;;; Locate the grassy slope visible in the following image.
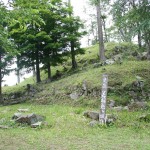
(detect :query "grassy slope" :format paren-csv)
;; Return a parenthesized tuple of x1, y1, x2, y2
(1, 42, 150, 149)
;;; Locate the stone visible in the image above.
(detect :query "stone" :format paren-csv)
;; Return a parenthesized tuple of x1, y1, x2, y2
(141, 52, 148, 60)
(108, 100, 115, 108)
(128, 101, 148, 110)
(123, 106, 129, 111)
(18, 109, 29, 112)
(31, 122, 42, 128)
(106, 114, 117, 125)
(139, 113, 150, 122)
(93, 63, 102, 68)
(0, 125, 10, 129)
(15, 113, 45, 125)
(70, 92, 79, 100)
(83, 111, 99, 120)
(113, 106, 123, 111)
(12, 113, 22, 120)
(89, 120, 98, 127)
(105, 59, 115, 65)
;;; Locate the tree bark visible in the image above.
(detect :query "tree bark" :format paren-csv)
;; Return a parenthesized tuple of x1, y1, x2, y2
(35, 49, 41, 83)
(47, 62, 51, 80)
(68, 0, 77, 69)
(96, 1, 106, 61)
(102, 18, 108, 42)
(0, 52, 2, 102)
(71, 41, 77, 69)
(138, 30, 142, 49)
(16, 56, 20, 84)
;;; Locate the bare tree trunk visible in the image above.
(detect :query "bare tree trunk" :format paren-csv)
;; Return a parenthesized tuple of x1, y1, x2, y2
(102, 18, 108, 42)
(138, 30, 142, 48)
(32, 64, 36, 77)
(68, 0, 77, 69)
(71, 41, 77, 69)
(0, 52, 2, 102)
(16, 56, 20, 84)
(47, 62, 51, 80)
(35, 49, 41, 83)
(96, 1, 105, 61)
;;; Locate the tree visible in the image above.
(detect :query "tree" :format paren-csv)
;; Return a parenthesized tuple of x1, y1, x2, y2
(89, 0, 106, 61)
(112, 0, 150, 56)
(0, 2, 14, 100)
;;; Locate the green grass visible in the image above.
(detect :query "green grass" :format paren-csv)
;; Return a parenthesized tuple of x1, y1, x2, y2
(0, 103, 150, 150)
(1, 42, 150, 149)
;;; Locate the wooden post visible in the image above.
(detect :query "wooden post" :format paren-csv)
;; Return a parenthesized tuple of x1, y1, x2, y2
(99, 74, 108, 124)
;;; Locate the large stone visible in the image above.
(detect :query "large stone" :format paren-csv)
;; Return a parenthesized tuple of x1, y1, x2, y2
(15, 113, 45, 125)
(128, 101, 148, 110)
(83, 111, 99, 120)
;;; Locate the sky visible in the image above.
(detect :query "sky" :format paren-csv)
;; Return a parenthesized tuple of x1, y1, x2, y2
(2, 0, 90, 86)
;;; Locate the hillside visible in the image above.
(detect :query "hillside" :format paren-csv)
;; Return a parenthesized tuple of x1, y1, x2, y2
(2, 42, 150, 106)
(0, 42, 150, 150)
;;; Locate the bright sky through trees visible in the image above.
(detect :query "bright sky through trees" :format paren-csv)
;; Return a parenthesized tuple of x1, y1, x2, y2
(1, 0, 89, 86)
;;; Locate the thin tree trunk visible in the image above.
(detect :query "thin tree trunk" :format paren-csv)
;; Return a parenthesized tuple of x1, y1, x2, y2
(102, 18, 108, 42)
(16, 56, 20, 84)
(47, 62, 51, 80)
(35, 49, 41, 83)
(71, 41, 77, 69)
(96, 1, 105, 61)
(0, 52, 2, 102)
(68, 0, 77, 69)
(138, 30, 142, 49)
(32, 64, 36, 77)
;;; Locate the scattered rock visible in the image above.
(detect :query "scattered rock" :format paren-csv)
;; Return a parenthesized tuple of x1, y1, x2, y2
(31, 122, 42, 128)
(108, 100, 115, 108)
(89, 120, 99, 127)
(70, 92, 79, 100)
(18, 109, 29, 112)
(106, 114, 117, 125)
(105, 59, 115, 65)
(0, 125, 10, 129)
(93, 63, 102, 68)
(113, 106, 123, 111)
(12, 113, 22, 120)
(15, 113, 45, 125)
(83, 111, 99, 120)
(128, 101, 148, 110)
(123, 106, 129, 111)
(139, 113, 150, 122)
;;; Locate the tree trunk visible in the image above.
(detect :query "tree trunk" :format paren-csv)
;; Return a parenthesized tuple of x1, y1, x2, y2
(35, 49, 41, 83)
(0, 52, 2, 102)
(68, 0, 77, 69)
(102, 18, 108, 42)
(96, 1, 105, 61)
(47, 62, 51, 80)
(32, 64, 36, 77)
(71, 41, 77, 69)
(138, 31, 142, 49)
(16, 56, 20, 84)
